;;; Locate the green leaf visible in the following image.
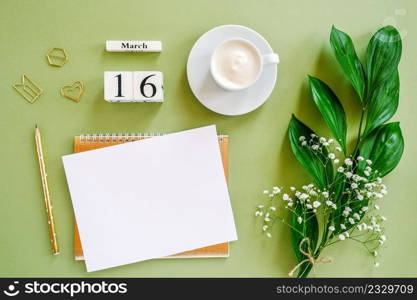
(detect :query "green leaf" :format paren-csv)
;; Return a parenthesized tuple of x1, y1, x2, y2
(308, 76, 348, 154)
(288, 114, 333, 189)
(365, 26, 402, 98)
(359, 122, 404, 178)
(291, 203, 318, 277)
(363, 71, 399, 137)
(330, 25, 366, 103)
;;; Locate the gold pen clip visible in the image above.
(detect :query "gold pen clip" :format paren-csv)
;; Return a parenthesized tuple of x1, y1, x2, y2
(12, 74, 43, 103)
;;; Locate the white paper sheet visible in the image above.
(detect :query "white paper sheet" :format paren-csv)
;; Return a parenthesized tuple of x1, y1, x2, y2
(62, 125, 237, 272)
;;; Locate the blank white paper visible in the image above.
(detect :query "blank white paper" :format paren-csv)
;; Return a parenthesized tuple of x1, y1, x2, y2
(62, 125, 237, 272)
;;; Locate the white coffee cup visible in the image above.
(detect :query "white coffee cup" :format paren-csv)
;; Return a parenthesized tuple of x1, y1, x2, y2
(210, 38, 279, 91)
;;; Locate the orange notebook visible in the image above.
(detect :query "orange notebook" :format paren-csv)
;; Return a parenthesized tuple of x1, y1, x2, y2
(73, 133, 230, 260)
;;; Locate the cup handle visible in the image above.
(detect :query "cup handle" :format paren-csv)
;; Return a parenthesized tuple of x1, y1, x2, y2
(262, 53, 279, 65)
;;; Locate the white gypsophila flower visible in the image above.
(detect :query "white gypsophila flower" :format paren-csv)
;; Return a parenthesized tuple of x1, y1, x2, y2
(328, 139, 334, 144)
(337, 166, 345, 173)
(364, 170, 370, 176)
(269, 194, 274, 198)
(352, 174, 360, 182)
(344, 158, 353, 166)
(323, 142, 330, 146)
(334, 159, 340, 164)
(287, 202, 293, 207)
(299, 136, 306, 142)
(376, 193, 383, 199)
(255, 211, 262, 217)
(295, 191, 301, 197)
(265, 212, 270, 218)
(272, 186, 281, 194)
(357, 194, 364, 201)
(344, 231, 350, 238)
(328, 153, 336, 160)
(345, 171, 353, 178)
(269, 206, 276, 211)
(264, 217, 271, 222)
(340, 224, 346, 230)
(380, 235, 387, 242)
(299, 193, 309, 200)
(374, 262, 380, 268)
(357, 156, 364, 161)
(311, 144, 320, 151)
(336, 146, 342, 152)
(263, 190, 269, 194)
(297, 216, 303, 224)
(283, 193, 290, 201)
(351, 183, 358, 189)
(306, 204, 312, 209)
(381, 189, 387, 195)
(313, 201, 321, 208)
(266, 232, 272, 238)
(328, 225, 335, 231)
(353, 213, 360, 220)
(374, 204, 380, 210)
(325, 200, 333, 206)
(322, 191, 329, 198)
(374, 251, 378, 257)
(381, 216, 387, 221)
(319, 137, 326, 143)
(301, 141, 307, 146)
(258, 205, 264, 209)
(339, 234, 346, 241)
(366, 159, 372, 165)
(361, 206, 368, 212)
(262, 225, 268, 231)
(290, 186, 296, 191)
(311, 133, 317, 138)
(348, 217, 355, 224)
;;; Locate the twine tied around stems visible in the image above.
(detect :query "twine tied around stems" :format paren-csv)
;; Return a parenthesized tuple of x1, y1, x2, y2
(288, 237, 333, 277)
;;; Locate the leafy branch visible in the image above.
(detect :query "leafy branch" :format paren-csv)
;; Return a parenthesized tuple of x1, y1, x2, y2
(256, 25, 404, 277)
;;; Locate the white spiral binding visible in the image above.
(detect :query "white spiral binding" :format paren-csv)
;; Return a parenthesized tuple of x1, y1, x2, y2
(78, 133, 227, 142)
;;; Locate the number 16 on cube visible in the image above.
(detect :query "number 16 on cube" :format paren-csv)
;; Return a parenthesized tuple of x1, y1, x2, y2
(104, 71, 164, 102)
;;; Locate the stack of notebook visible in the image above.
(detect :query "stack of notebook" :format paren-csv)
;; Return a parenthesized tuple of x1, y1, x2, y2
(62, 125, 237, 272)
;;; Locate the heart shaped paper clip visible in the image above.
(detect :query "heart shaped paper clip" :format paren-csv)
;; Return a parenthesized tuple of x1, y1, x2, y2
(61, 81, 84, 102)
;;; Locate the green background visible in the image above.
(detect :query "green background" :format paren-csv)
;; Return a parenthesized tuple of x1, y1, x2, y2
(1, 0, 416, 277)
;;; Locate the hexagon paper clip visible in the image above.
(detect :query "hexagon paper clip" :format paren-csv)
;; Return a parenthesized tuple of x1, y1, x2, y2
(46, 48, 69, 67)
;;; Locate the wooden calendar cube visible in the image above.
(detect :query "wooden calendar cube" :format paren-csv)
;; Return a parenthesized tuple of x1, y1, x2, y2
(104, 71, 133, 102)
(133, 71, 163, 102)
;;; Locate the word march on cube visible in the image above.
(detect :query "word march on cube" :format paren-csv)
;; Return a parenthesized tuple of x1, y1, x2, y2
(104, 71, 164, 102)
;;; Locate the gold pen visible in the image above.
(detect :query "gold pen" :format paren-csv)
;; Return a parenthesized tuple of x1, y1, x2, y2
(34, 125, 60, 255)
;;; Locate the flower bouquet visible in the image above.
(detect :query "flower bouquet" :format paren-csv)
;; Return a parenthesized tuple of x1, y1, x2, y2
(256, 25, 404, 278)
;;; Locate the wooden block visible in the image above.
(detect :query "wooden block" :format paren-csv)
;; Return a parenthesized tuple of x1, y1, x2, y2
(133, 71, 163, 102)
(104, 72, 133, 102)
(106, 40, 162, 52)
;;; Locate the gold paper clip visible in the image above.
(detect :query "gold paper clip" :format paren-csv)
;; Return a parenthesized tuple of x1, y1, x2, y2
(12, 74, 43, 103)
(61, 81, 84, 102)
(46, 48, 69, 67)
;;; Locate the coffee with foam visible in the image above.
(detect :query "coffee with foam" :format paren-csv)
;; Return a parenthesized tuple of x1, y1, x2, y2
(211, 39, 262, 90)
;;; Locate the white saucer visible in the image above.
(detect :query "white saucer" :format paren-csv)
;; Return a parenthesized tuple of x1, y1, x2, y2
(187, 25, 278, 116)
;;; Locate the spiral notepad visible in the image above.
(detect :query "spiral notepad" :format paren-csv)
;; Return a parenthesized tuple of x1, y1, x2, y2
(73, 132, 230, 260)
